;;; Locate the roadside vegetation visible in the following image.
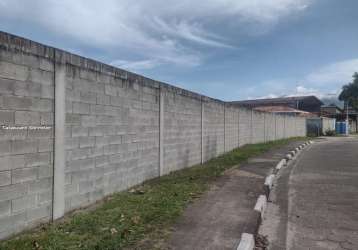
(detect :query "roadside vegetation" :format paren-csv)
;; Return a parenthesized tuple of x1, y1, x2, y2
(0, 138, 304, 250)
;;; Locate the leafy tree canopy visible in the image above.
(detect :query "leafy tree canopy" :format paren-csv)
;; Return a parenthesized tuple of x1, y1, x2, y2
(339, 72, 358, 109)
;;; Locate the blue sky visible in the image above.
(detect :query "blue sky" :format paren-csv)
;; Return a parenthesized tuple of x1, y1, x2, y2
(0, 0, 357, 101)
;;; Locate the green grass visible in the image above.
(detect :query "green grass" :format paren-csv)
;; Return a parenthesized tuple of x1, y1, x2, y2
(0, 138, 304, 250)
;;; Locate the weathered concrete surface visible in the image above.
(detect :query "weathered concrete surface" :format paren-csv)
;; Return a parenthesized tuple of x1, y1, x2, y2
(261, 137, 358, 250)
(166, 141, 304, 250)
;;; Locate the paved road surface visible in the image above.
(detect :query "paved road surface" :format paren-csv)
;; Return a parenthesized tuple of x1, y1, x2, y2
(261, 137, 358, 250)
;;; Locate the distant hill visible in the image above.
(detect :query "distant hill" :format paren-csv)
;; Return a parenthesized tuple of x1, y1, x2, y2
(321, 96, 344, 108)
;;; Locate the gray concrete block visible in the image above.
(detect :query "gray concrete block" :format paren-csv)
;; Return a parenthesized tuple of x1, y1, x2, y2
(79, 137, 95, 148)
(65, 137, 79, 150)
(28, 68, 53, 86)
(12, 167, 38, 184)
(38, 165, 53, 179)
(0, 171, 11, 187)
(0, 110, 14, 125)
(0, 78, 15, 94)
(66, 114, 81, 125)
(80, 91, 97, 104)
(0, 183, 27, 202)
(0, 200, 11, 218)
(27, 204, 51, 222)
(69, 147, 92, 160)
(2, 96, 32, 110)
(27, 178, 52, 194)
(15, 111, 41, 125)
(67, 158, 95, 171)
(104, 84, 118, 96)
(40, 112, 54, 125)
(0, 141, 11, 156)
(31, 98, 53, 112)
(0, 61, 28, 81)
(89, 127, 104, 136)
(71, 126, 88, 137)
(79, 180, 94, 193)
(96, 94, 110, 105)
(0, 211, 27, 233)
(72, 102, 90, 114)
(81, 115, 96, 127)
(0, 155, 25, 171)
(38, 139, 53, 153)
(11, 194, 37, 213)
(25, 153, 51, 167)
(38, 190, 52, 204)
(13, 81, 42, 98)
(28, 127, 53, 138)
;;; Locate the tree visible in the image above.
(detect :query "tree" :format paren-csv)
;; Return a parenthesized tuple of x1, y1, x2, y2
(339, 72, 358, 109)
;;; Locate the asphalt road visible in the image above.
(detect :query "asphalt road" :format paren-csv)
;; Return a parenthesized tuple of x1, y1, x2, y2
(261, 136, 358, 250)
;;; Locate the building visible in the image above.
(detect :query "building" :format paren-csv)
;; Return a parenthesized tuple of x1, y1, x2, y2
(253, 106, 313, 117)
(321, 104, 358, 134)
(320, 104, 343, 118)
(231, 95, 323, 115)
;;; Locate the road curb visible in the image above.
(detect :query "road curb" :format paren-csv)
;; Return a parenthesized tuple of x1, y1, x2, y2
(275, 159, 286, 170)
(235, 140, 312, 250)
(236, 233, 255, 250)
(264, 174, 275, 196)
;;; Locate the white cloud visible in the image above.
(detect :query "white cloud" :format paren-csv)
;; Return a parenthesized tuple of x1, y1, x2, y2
(247, 58, 358, 100)
(0, 0, 313, 68)
(111, 59, 161, 71)
(305, 58, 358, 86)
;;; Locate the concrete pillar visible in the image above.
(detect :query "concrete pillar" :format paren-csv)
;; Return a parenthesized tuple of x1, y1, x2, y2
(237, 108, 240, 147)
(283, 115, 286, 139)
(201, 97, 204, 164)
(159, 87, 164, 176)
(274, 114, 277, 140)
(53, 61, 66, 220)
(250, 109, 253, 144)
(223, 104, 226, 153)
(263, 113, 266, 142)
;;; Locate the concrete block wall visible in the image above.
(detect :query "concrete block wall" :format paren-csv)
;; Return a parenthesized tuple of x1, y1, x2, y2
(0, 41, 54, 238)
(0, 31, 307, 239)
(64, 64, 160, 212)
(252, 111, 265, 143)
(202, 98, 225, 162)
(224, 104, 239, 152)
(276, 115, 285, 139)
(162, 88, 201, 174)
(238, 108, 252, 146)
(265, 113, 276, 142)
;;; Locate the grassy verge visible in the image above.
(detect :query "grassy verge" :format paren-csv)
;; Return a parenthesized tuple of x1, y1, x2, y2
(0, 138, 304, 250)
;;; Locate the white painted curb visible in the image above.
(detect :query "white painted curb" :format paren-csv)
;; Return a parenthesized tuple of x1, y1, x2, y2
(286, 153, 292, 160)
(237, 233, 255, 250)
(264, 174, 275, 190)
(254, 195, 267, 218)
(290, 150, 296, 156)
(275, 159, 286, 170)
